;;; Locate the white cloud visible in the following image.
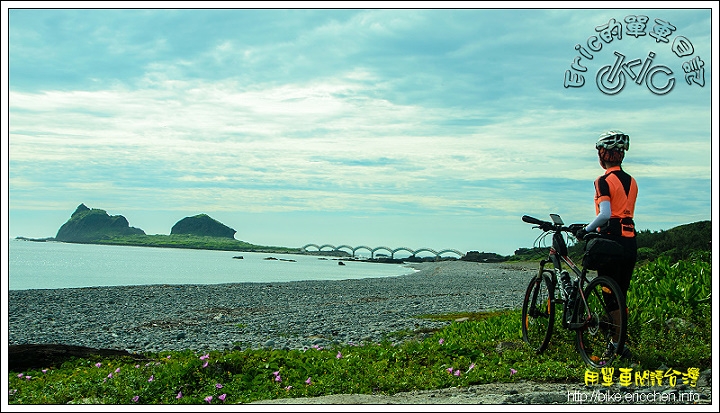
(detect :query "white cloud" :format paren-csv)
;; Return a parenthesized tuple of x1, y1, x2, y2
(6, 8, 715, 250)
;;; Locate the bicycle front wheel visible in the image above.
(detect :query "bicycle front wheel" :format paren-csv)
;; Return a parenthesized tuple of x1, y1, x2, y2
(575, 276, 627, 368)
(521, 270, 555, 353)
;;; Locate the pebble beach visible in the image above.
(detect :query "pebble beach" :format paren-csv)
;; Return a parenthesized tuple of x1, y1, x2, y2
(8, 260, 536, 354)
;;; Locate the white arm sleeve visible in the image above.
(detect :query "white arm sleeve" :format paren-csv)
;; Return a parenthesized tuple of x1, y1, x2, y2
(586, 200, 611, 232)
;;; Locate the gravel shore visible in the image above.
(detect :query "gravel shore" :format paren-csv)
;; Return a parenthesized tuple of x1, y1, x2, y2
(8, 260, 714, 405)
(8, 260, 536, 353)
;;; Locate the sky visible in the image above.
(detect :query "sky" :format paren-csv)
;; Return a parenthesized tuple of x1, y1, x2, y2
(2, 4, 718, 257)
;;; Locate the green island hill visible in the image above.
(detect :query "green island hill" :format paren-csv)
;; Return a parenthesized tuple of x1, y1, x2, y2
(25, 203, 318, 255)
(14, 203, 712, 263)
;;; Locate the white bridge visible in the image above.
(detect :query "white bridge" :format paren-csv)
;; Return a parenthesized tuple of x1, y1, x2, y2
(301, 244, 465, 259)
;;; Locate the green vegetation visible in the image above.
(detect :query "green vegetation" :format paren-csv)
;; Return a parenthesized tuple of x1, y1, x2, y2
(635, 221, 712, 262)
(93, 234, 303, 254)
(510, 220, 711, 265)
(626, 251, 711, 368)
(8, 254, 711, 405)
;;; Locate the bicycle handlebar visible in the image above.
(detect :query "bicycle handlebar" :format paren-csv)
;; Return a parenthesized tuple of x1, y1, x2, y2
(522, 215, 587, 236)
(521, 215, 546, 226)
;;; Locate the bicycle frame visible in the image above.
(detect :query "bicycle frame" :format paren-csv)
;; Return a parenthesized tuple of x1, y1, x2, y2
(524, 215, 591, 329)
(522, 214, 629, 366)
(540, 241, 591, 329)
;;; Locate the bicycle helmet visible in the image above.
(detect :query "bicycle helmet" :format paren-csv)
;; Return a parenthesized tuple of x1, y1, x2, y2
(596, 130, 629, 151)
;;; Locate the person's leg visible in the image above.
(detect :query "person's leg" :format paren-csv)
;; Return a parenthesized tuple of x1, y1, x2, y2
(598, 254, 634, 357)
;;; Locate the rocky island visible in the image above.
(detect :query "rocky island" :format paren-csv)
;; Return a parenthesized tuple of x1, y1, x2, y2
(55, 203, 145, 243)
(19, 203, 327, 256)
(171, 213, 236, 239)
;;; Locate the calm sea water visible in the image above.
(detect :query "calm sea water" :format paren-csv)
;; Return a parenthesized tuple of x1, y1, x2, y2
(8, 239, 415, 290)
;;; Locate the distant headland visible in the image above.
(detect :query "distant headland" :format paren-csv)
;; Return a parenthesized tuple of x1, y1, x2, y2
(14, 203, 712, 264)
(16, 203, 348, 257)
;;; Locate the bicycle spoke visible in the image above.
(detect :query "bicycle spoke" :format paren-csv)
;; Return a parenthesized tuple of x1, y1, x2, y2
(575, 276, 627, 367)
(522, 271, 555, 353)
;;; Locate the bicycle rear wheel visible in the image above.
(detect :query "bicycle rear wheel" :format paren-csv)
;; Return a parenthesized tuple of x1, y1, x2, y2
(575, 275, 627, 368)
(521, 270, 555, 353)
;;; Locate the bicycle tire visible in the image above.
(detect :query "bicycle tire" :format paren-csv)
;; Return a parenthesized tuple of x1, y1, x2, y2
(574, 275, 627, 368)
(521, 270, 555, 353)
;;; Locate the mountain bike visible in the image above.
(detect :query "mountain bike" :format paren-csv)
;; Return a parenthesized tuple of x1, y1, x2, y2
(520, 214, 627, 368)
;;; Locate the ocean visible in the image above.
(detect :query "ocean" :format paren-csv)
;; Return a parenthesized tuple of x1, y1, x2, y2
(7, 239, 416, 290)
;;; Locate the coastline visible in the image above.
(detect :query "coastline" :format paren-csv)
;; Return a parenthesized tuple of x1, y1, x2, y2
(8, 260, 536, 354)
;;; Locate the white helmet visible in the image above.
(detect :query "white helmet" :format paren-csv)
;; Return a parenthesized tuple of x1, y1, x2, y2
(596, 130, 629, 151)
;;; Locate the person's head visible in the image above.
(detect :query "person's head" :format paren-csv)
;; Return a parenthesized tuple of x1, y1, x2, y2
(596, 130, 629, 169)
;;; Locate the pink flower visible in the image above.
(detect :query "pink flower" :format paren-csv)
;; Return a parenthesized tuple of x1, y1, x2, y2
(115, 368, 121, 373)
(95, 363, 102, 368)
(510, 368, 517, 375)
(305, 377, 312, 385)
(454, 370, 461, 376)
(285, 386, 293, 391)
(42, 369, 48, 374)
(148, 375, 154, 382)
(25, 376, 31, 380)
(199, 353, 209, 360)
(215, 383, 223, 389)
(132, 395, 139, 403)
(204, 396, 213, 403)
(135, 365, 140, 369)
(467, 363, 475, 372)
(219, 394, 226, 402)
(446, 367, 454, 374)
(275, 375, 282, 382)
(439, 339, 444, 345)
(107, 373, 113, 379)
(176, 392, 182, 399)
(336, 351, 342, 359)
(17, 374, 23, 378)
(166, 355, 171, 359)
(202, 361, 209, 368)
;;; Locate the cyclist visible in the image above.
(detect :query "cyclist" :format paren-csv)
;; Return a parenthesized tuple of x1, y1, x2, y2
(575, 130, 638, 359)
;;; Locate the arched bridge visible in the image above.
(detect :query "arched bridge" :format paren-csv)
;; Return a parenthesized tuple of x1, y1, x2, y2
(301, 244, 465, 259)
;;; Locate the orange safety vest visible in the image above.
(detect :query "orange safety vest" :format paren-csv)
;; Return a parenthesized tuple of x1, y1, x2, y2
(594, 166, 638, 238)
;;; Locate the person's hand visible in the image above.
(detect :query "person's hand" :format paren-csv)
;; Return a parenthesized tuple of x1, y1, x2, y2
(575, 227, 589, 241)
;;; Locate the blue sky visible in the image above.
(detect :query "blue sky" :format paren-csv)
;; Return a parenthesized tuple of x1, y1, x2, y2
(3, 5, 717, 256)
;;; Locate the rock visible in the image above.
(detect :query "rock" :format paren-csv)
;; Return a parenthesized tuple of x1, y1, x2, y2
(495, 341, 522, 354)
(8, 344, 144, 371)
(171, 214, 236, 238)
(698, 369, 712, 387)
(665, 317, 696, 332)
(55, 204, 145, 242)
